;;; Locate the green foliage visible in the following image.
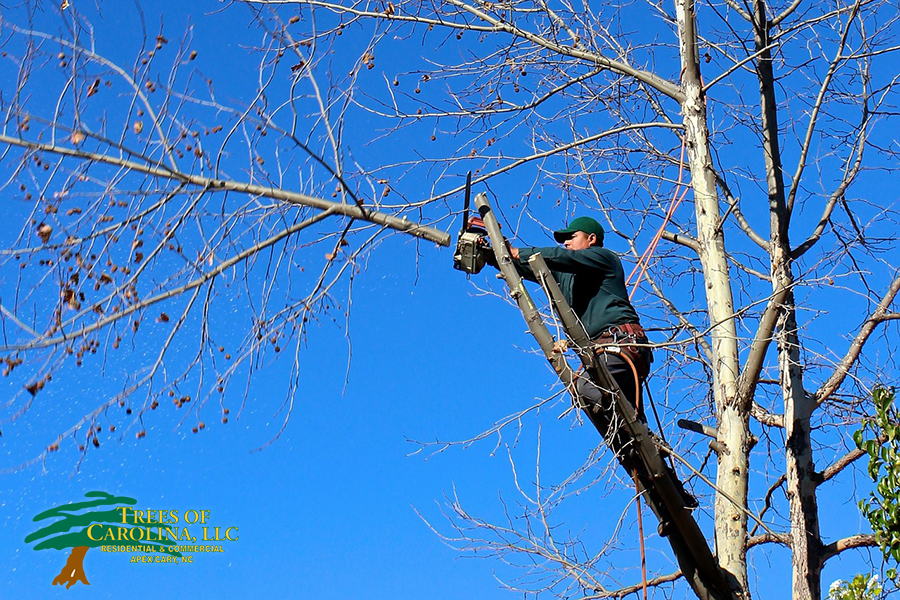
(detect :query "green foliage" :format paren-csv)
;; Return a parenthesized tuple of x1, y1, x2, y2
(855, 387, 900, 580)
(828, 574, 882, 600)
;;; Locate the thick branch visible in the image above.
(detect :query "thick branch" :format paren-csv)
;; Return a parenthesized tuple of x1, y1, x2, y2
(590, 570, 683, 599)
(750, 402, 784, 428)
(815, 271, 900, 406)
(722, 0, 751, 22)
(771, 0, 803, 27)
(747, 532, 791, 549)
(736, 285, 791, 411)
(660, 229, 699, 252)
(273, 0, 686, 102)
(822, 534, 877, 562)
(817, 448, 865, 484)
(0, 134, 450, 246)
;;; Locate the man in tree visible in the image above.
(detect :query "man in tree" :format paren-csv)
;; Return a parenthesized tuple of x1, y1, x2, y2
(492, 216, 698, 516)
(500, 216, 652, 413)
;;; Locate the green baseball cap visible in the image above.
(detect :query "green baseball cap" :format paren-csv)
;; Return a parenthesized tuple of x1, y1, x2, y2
(553, 216, 605, 245)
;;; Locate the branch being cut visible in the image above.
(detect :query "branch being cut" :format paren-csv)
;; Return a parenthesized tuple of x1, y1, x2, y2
(0, 134, 450, 247)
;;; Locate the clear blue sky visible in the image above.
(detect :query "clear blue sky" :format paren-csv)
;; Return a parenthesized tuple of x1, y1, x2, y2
(0, 1, 891, 598)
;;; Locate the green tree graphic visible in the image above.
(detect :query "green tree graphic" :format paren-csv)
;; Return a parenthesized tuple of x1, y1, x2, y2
(25, 491, 180, 588)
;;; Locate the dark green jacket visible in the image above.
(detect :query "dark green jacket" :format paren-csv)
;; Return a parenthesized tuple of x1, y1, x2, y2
(514, 246, 639, 339)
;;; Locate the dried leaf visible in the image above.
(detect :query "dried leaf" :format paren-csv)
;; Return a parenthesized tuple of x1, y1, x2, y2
(133, 121, 144, 135)
(71, 131, 85, 145)
(37, 223, 52, 243)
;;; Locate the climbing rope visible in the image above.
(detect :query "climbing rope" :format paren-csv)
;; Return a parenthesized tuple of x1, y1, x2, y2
(627, 136, 690, 300)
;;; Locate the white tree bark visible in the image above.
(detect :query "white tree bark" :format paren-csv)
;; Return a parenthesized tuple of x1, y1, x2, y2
(676, 0, 747, 593)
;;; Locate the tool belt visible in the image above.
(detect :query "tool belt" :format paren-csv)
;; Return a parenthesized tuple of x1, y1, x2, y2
(592, 322, 651, 380)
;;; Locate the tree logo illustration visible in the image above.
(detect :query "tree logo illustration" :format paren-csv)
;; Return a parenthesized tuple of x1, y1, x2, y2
(25, 491, 180, 588)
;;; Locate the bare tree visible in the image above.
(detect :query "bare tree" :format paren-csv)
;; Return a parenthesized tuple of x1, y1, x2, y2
(2, 0, 899, 598)
(0, 2, 450, 464)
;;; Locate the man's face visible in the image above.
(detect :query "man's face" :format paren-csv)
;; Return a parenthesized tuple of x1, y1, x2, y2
(563, 231, 596, 251)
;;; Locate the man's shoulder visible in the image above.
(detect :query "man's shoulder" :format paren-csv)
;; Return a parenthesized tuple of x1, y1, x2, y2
(584, 246, 620, 263)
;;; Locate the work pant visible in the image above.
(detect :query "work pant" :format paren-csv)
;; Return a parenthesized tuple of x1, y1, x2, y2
(573, 346, 649, 469)
(574, 345, 698, 513)
(574, 348, 647, 419)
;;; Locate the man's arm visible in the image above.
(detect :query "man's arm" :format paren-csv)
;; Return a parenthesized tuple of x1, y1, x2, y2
(517, 246, 615, 274)
(485, 244, 538, 281)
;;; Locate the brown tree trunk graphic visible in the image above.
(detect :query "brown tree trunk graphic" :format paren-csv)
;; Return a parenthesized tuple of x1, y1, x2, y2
(52, 546, 90, 588)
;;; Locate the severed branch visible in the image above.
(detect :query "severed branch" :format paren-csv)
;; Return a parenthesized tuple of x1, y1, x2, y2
(747, 532, 791, 549)
(750, 402, 784, 428)
(660, 229, 699, 252)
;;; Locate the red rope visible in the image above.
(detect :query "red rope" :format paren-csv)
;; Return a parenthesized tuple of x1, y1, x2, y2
(628, 137, 690, 300)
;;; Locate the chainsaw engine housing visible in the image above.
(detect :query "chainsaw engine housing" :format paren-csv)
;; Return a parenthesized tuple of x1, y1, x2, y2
(453, 231, 489, 274)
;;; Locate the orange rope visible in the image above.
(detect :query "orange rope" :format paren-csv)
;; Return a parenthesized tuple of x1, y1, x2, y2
(627, 136, 690, 300)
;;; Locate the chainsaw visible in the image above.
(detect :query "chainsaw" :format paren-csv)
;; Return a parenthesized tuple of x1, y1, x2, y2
(452, 172, 491, 275)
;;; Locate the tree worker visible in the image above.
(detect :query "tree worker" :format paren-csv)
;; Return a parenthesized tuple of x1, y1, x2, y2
(496, 216, 652, 414)
(486, 215, 698, 516)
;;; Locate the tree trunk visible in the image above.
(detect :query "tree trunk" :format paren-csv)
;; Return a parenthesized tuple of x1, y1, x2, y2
(676, 1, 748, 594)
(750, 2, 822, 596)
(52, 546, 90, 589)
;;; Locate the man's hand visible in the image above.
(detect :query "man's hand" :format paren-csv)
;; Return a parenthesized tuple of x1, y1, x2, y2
(507, 244, 520, 260)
